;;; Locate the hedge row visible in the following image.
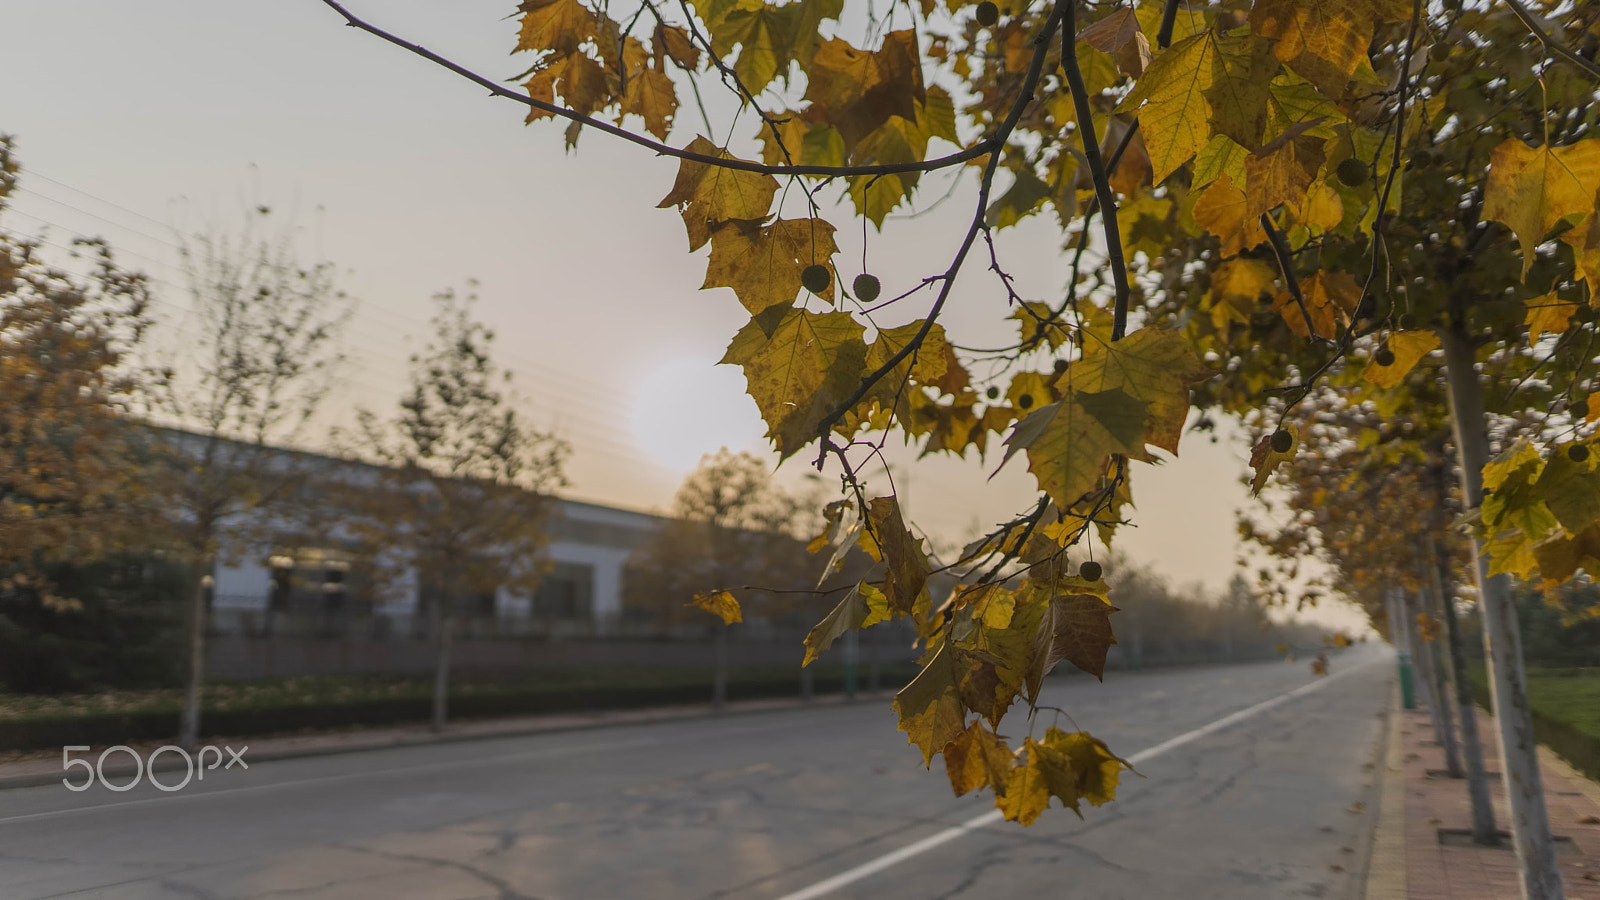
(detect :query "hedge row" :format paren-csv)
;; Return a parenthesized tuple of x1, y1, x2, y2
(0, 670, 909, 752)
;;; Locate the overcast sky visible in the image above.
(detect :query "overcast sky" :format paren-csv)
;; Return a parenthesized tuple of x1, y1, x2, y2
(1, 1, 1363, 628)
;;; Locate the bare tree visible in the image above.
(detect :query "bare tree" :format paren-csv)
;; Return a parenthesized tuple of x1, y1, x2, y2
(149, 207, 352, 750)
(348, 288, 566, 730)
(626, 449, 823, 707)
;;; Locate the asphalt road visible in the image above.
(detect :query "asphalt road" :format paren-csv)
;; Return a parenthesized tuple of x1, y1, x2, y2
(0, 646, 1393, 900)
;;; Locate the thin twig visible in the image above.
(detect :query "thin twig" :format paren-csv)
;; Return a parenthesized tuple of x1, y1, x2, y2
(320, 0, 1008, 179)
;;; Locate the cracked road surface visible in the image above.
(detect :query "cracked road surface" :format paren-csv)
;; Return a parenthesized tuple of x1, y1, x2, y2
(0, 648, 1390, 899)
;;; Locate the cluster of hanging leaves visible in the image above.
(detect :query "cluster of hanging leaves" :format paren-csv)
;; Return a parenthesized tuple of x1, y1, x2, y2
(1236, 385, 1472, 625)
(322, 0, 1600, 822)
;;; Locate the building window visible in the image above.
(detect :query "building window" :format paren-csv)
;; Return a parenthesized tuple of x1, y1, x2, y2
(532, 562, 594, 621)
(266, 547, 369, 616)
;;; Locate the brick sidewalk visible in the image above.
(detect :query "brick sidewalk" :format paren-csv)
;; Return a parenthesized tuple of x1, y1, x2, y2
(1371, 695, 1600, 898)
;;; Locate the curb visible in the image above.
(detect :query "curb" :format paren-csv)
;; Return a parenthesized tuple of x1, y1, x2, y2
(0, 692, 864, 791)
(1364, 680, 1407, 899)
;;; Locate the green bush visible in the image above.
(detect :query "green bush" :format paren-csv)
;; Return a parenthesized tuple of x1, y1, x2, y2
(0, 555, 186, 693)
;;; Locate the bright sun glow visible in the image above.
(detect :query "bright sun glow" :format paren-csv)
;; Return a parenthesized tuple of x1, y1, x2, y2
(629, 357, 767, 474)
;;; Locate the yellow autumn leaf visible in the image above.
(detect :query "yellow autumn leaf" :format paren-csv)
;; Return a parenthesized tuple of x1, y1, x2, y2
(1004, 328, 1209, 510)
(803, 31, 924, 150)
(1248, 424, 1297, 495)
(1192, 174, 1267, 256)
(658, 136, 780, 251)
(1249, 0, 1406, 95)
(1363, 330, 1440, 389)
(720, 307, 867, 457)
(1483, 138, 1600, 278)
(1118, 32, 1214, 184)
(855, 495, 930, 616)
(1206, 258, 1277, 330)
(703, 218, 839, 313)
(1525, 294, 1579, 343)
(516, 0, 597, 55)
(622, 67, 677, 140)
(688, 589, 742, 624)
(1273, 269, 1360, 340)
(892, 641, 966, 765)
(801, 579, 888, 665)
(943, 719, 1014, 797)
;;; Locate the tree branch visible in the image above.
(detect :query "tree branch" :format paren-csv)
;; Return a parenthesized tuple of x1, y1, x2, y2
(1503, 0, 1600, 82)
(320, 0, 1004, 179)
(1062, 0, 1132, 340)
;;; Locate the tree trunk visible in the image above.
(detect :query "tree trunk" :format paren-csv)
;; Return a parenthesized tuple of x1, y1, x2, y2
(1441, 325, 1563, 898)
(1408, 592, 1460, 774)
(1425, 614, 1465, 777)
(178, 556, 213, 752)
(431, 600, 452, 731)
(712, 623, 728, 712)
(1432, 537, 1498, 844)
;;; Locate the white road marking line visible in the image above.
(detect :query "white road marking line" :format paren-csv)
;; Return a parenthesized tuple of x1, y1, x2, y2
(0, 736, 662, 826)
(771, 657, 1384, 900)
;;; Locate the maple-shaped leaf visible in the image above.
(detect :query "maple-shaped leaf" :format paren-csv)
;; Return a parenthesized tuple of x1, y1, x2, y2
(1531, 522, 1600, 588)
(1483, 138, 1600, 278)
(653, 22, 700, 70)
(1206, 258, 1276, 330)
(517, 0, 598, 55)
(952, 583, 1017, 630)
(893, 641, 967, 765)
(1031, 727, 1129, 817)
(1192, 174, 1267, 256)
(703, 218, 839, 313)
(1243, 134, 1325, 221)
(1010, 302, 1074, 352)
(1525, 294, 1580, 343)
(997, 744, 1052, 825)
(1560, 203, 1600, 294)
(720, 306, 867, 457)
(1533, 442, 1600, 539)
(998, 728, 1127, 824)
(1272, 270, 1360, 339)
(1363, 330, 1439, 389)
(1203, 31, 1279, 152)
(856, 495, 931, 616)
(1079, 8, 1152, 78)
(1118, 32, 1214, 184)
(688, 589, 742, 624)
(1043, 592, 1119, 681)
(862, 321, 951, 412)
(524, 53, 614, 123)
(623, 67, 677, 140)
(658, 136, 780, 251)
(1066, 328, 1212, 456)
(804, 31, 925, 151)
(1005, 329, 1209, 509)
(1249, 0, 1406, 96)
(1248, 424, 1298, 494)
(944, 719, 1014, 797)
(801, 579, 888, 665)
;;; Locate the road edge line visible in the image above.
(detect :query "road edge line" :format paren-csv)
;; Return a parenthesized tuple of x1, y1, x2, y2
(773, 657, 1381, 900)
